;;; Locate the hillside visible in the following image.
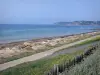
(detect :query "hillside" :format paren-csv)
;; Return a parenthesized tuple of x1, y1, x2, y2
(55, 21, 100, 25)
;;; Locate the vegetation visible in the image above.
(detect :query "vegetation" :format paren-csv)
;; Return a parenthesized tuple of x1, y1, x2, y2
(55, 36, 100, 53)
(75, 36, 100, 46)
(62, 48, 100, 75)
(46, 44, 98, 75)
(0, 42, 99, 75)
(0, 36, 100, 75)
(1, 35, 100, 64)
(0, 50, 83, 75)
(0, 52, 34, 64)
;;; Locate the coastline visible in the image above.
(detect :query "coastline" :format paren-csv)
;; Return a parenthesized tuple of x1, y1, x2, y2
(0, 34, 100, 72)
(0, 31, 100, 51)
(0, 30, 99, 47)
(0, 31, 100, 64)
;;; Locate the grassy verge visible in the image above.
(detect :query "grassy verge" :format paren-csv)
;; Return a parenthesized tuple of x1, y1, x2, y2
(54, 36, 100, 53)
(0, 52, 34, 64)
(75, 36, 100, 46)
(0, 50, 83, 75)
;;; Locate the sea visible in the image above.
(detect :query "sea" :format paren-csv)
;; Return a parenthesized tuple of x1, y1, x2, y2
(0, 24, 100, 43)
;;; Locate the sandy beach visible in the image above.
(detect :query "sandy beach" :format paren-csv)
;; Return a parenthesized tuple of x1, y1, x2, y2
(0, 31, 100, 64)
(0, 34, 100, 71)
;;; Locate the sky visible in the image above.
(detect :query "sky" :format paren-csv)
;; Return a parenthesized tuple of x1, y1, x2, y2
(0, 0, 100, 24)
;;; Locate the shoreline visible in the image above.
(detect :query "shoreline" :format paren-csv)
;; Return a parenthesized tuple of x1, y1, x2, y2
(0, 31, 100, 64)
(0, 30, 99, 46)
(0, 34, 100, 71)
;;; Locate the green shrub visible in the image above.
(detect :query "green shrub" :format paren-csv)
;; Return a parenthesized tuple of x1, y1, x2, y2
(62, 48, 100, 75)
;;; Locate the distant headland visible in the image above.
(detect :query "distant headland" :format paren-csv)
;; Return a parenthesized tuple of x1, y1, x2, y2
(55, 21, 100, 25)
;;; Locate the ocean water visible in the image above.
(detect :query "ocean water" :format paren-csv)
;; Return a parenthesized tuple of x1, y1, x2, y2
(0, 24, 100, 43)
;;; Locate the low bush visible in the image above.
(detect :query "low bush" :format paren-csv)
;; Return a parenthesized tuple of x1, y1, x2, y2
(62, 48, 100, 75)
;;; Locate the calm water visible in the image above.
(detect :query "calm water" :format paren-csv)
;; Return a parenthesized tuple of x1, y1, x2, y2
(0, 24, 100, 43)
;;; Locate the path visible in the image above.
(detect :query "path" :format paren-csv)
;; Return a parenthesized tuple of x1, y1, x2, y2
(0, 35, 100, 71)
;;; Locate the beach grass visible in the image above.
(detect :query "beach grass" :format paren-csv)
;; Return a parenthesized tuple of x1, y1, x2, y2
(74, 36, 100, 46)
(0, 35, 100, 64)
(62, 48, 100, 75)
(0, 52, 34, 64)
(0, 36, 100, 75)
(53, 36, 100, 53)
(0, 50, 83, 75)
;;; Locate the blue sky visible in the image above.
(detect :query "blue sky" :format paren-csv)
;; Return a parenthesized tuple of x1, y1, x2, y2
(0, 0, 100, 24)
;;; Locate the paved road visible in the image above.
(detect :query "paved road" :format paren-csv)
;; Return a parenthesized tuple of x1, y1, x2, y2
(0, 35, 100, 71)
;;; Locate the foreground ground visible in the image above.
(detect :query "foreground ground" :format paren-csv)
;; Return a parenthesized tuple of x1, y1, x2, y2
(0, 35, 100, 75)
(61, 47, 100, 75)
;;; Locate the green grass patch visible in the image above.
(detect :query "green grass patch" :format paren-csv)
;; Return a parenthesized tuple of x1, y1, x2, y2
(54, 36, 100, 53)
(75, 36, 100, 46)
(0, 50, 83, 75)
(0, 52, 35, 64)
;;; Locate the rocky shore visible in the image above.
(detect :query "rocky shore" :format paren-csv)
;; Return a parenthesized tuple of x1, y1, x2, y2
(0, 31, 100, 63)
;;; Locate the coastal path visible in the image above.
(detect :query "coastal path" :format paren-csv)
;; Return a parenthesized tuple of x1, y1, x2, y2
(0, 35, 100, 71)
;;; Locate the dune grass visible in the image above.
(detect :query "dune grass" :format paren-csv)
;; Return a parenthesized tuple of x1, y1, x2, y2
(75, 36, 100, 46)
(62, 48, 100, 75)
(0, 36, 100, 75)
(55, 36, 100, 53)
(1, 35, 100, 64)
(0, 50, 83, 75)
